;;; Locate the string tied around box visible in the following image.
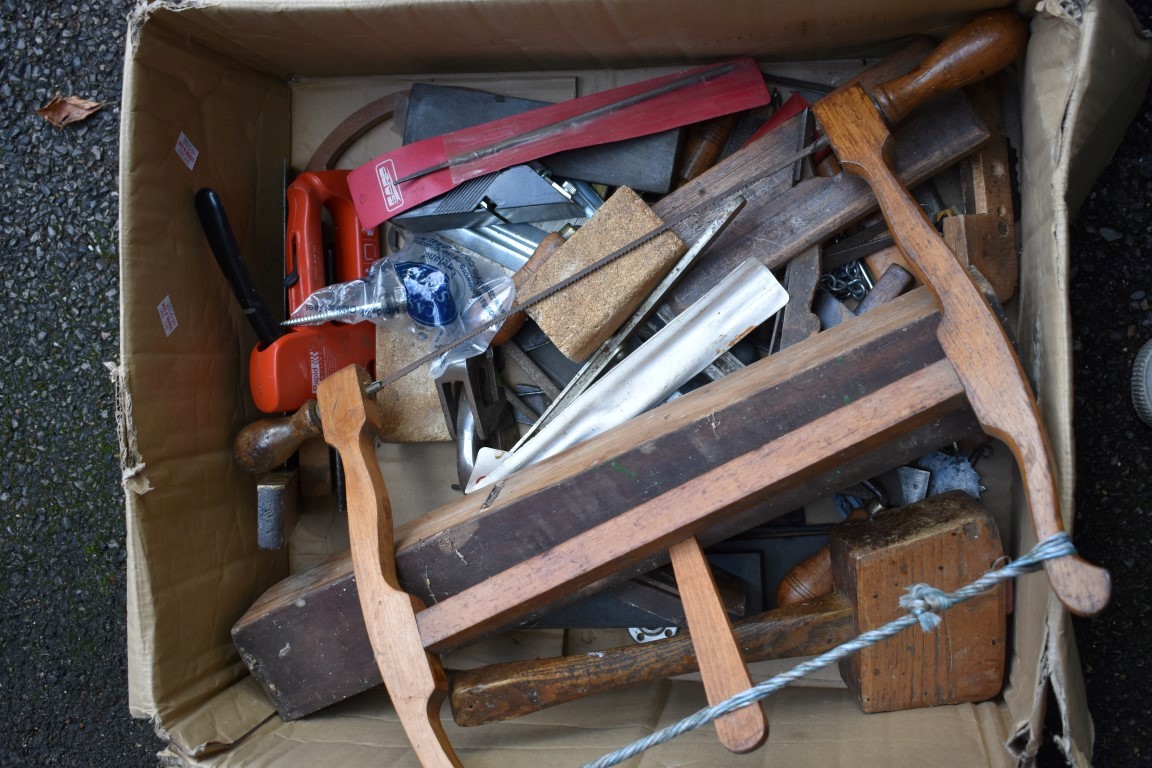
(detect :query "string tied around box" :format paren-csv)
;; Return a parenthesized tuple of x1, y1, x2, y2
(583, 532, 1078, 768)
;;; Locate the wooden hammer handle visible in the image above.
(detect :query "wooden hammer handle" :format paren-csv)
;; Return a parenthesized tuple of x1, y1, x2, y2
(669, 536, 767, 753)
(449, 593, 852, 728)
(870, 10, 1028, 126)
(233, 400, 322, 474)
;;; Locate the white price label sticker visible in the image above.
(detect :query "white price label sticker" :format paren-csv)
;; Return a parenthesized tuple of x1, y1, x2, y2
(158, 295, 179, 337)
(175, 132, 199, 170)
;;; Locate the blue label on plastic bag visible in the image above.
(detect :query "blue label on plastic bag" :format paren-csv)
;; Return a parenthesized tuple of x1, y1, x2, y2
(396, 261, 457, 327)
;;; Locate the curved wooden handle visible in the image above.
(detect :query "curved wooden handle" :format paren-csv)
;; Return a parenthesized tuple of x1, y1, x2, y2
(449, 593, 851, 727)
(871, 10, 1028, 126)
(491, 231, 568, 346)
(812, 82, 1110, 616)
(233, 400, 322, 473)
(317, 365, 462, 767)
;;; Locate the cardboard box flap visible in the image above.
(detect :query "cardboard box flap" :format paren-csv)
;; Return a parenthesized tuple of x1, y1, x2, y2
(173, 682, 1015, 768)
(157, 675, 276, 758)
(132, 0, 1009, 78)
(1007, 1, 1152, 764)
(119, 12, 292, 719)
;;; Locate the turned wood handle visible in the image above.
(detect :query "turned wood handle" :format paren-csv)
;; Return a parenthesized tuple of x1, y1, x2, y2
(450, 592, 852, 727)
(233, 400, 322, 473)
(490, 231, 568, 346)
(870, 10, 1028, 126)
(676, 113, 741, 187)
(775, 507, 870, 608)
(774, 547, 834, 608)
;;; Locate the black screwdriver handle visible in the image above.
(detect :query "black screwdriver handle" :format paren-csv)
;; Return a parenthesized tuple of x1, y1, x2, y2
(195, 187, 287, 347)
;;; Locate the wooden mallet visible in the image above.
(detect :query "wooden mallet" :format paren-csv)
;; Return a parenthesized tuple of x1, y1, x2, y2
(448, 490, 1006, 727)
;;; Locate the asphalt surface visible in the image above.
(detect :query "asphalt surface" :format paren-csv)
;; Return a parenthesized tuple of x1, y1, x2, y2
(0, 1, 1148, 766)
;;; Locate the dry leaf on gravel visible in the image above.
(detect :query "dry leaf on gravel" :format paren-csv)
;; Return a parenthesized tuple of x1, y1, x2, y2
(35, 92, 104, 128)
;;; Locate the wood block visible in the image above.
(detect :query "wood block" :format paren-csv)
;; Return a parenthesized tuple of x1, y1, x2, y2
(522, 187, 686, 362)
(373, 330, 452, 443)
(832, 491, 1006, 712)
(941, 79, 1018, 302)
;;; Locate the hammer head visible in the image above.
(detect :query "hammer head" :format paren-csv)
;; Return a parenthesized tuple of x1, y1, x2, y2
(831, 490, 1006, 713)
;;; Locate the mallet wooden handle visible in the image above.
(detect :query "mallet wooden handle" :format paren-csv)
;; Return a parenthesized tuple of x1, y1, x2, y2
(870, 10, 1029, 126)
(669, 536, 767, 753)
(449, 592, 852, 728)
(233, 400, 322, 474)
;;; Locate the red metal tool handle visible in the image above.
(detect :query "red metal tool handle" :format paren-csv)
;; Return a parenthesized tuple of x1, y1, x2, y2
(285, 171, 381, 314)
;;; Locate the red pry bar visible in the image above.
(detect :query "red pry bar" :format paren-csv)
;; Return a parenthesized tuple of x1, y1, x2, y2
(347, 58, 773, 228)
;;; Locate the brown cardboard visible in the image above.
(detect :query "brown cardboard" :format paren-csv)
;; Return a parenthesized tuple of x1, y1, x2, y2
(117, 1, 1152, 765)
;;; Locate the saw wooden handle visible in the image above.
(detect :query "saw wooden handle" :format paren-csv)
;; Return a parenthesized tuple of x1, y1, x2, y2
(233, 400, 322, 473)
(870, 10, 1029, 126)
(317, 366, 462, 767)
(811, 11, 1110, 616)
(450, 593, 852, 728)
(490, 231, 567, 346)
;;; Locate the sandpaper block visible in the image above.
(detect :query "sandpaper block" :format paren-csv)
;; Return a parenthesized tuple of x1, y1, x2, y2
(520, 187, 686, 362)
(373, 331, 452, 443)
(403, 83, 682, 193)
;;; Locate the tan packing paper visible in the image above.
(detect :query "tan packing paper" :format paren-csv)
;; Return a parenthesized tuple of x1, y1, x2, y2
(116, 1, 1152, 765)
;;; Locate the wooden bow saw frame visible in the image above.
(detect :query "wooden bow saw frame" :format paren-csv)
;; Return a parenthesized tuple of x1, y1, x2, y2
(314, 10, 1110, 765)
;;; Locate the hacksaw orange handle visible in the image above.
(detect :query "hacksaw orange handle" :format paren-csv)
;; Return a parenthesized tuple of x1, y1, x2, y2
(285, 171, 381, 314)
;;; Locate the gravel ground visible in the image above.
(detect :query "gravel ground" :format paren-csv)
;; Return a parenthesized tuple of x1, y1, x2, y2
(0, 1, 163, 765)
(0, 1, 1148, 766)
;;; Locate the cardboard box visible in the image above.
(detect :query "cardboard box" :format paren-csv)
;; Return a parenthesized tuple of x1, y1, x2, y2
(116, 1, 1152, 765)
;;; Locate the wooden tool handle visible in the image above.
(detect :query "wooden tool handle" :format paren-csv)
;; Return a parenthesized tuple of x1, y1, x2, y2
(874, 165, 1111, 616)
(775, 547, 835, 608)
(449, 592, 852, 728)
(233, 400, 322, 473)
(317, 366, 462, 767)
(669, 536, 767, 753)
(676, 113, 741, 187)
(812, 79, 1110, 616)
(870, 11, 1028, 126)
(775, 507, 870, 608)
(490, 231, 567, 346)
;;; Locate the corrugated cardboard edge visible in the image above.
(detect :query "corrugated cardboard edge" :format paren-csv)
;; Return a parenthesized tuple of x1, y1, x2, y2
(107, 361, 152, 495)
(127, 0, 213, 60)
(118, 10, 156, 724)
(1011, 1, 1152, 765)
